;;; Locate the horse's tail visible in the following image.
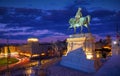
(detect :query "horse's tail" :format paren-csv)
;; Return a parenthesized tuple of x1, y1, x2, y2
(86, 15, 91, 33)
(86, 15, 91, 24)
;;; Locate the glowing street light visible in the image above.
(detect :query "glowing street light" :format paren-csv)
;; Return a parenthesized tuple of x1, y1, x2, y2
(113, 41, 117, 45)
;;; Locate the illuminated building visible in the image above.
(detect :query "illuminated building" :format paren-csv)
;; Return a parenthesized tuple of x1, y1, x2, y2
(19, 44, 32, 57)
(27, 38, 40, 54)
(18, 38, 66, 57)
(19, 38, 40, 57)
(111, 25, 120, 55)
(112, 40, 120, 55)
(0, 45, 19, 57)
(27, 38, 39, 42)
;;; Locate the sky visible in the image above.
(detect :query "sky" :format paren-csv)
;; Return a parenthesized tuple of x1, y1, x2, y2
(0, 0, 120, 43)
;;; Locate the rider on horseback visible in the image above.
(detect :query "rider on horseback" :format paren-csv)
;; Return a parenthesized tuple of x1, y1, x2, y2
(75, 8, 82, 24)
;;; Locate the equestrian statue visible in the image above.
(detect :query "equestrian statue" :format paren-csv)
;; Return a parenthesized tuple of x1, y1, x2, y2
(69, 8, 91, 34)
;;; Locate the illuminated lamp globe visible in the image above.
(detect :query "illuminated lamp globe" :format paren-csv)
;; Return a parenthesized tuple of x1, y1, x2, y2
(113, 41, 117, 45)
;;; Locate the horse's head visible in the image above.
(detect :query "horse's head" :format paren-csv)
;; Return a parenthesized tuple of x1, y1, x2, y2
(69, 18, 76, 28)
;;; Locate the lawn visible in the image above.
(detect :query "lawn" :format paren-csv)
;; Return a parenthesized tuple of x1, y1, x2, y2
(0, 57, 19, 67)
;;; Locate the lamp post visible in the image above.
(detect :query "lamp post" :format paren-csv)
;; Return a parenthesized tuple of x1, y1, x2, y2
(6, 38, 11, 76)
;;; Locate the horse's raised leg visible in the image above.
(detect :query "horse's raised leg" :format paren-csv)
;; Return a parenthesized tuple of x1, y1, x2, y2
(74, 27, 76, 34)
(88, 25, 91, 33)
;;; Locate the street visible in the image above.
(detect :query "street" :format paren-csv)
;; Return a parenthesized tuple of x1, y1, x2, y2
(0, 57, 61, 76)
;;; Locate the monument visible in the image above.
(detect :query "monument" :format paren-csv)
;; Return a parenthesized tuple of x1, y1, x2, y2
(69, 8, 91, 33)
(61, 8, 101, 73)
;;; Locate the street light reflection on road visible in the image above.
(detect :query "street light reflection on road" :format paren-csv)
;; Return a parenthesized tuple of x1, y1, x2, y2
(25, 67, 32, 75)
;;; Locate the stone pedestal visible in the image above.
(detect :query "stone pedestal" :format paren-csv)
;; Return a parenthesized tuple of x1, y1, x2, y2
(61, 33, 98, 73)
(66, 33, 95, 59)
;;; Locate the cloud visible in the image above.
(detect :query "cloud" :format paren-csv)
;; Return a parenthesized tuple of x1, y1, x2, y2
(32, 30, 65, 36)
(0, 2, 120, 42)
(35, 16, 42, 21)
(81, 0, 120, 11)
(98, 32, 116, 36)
(0, 35, 68, 43)
(92, 17, 101, 21)
(53, 32, 65, 36)
(3, 29, 65, 38)
(0, 39, 26, 44)
(90, 9, 115, 18)
(93, 34, 105, 41)
(0, 7, 70, 29)
(41, 10, 52, 16)
(40, 35, 68, 42)
(89, 10, 120, 35)
(0, 23, 7, 28)
(0, 0, 74, 10)
(4, 32, 32, 36)
(91, 23, 103, 26)
(0, 26, 32, 32)
(0, 16, 3, 20)
(93, 32, 117, 42)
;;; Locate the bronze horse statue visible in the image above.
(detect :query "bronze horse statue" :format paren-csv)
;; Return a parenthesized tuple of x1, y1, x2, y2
(69, 8, 91, 33)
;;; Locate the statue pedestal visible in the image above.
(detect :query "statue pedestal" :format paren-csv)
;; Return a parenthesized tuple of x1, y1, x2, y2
(66, 33, 95, 59)
(61, 33, 98, 73)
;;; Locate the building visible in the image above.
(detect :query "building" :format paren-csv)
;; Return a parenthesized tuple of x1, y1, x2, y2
(19, 38, 40, 57)
(18, 38, 67, 58)
(0, 44, 19, 57)
(112, 37, 120, 55)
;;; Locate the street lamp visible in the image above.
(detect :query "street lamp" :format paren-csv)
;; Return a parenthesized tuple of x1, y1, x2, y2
(6, 38, 11, 76)
(113, 41, 117, 45)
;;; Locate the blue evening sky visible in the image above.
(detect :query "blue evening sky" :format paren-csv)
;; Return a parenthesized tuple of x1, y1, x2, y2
(0, 0, 120, 43)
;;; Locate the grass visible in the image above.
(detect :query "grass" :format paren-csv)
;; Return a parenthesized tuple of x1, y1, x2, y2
(0, 57, 19, 67)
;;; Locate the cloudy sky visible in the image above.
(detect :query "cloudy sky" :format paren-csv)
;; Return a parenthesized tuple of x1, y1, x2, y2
(0, 0, 120, 43)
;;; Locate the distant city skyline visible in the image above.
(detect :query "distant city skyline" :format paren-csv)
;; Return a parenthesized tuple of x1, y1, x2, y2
(0, 0, 120, 43)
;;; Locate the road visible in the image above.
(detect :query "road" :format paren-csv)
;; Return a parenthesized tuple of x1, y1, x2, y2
(0, 57, 29, 72)
(0, 57, 61, 76)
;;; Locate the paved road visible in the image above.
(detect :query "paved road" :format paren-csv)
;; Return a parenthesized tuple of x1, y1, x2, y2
(0, 57, 30, 72)
(0, 57, 61, 76)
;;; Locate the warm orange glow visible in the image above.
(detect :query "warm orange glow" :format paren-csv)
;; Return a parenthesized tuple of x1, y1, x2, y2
(27, 38, 39, 42)
(64, 51, 68, 56)
(103, 46, 111, 49)
(32, 54, 39, 57)
(96, 51, 102, 58)
(41, 53, 46, 56)
(20, 52, 31, 57)
(86, 54, 93, 59)
(1, 52, 18, 57)
(4, 46, 17, 54)
(86, 52, 93, 59)
(63, 50, 67, 56)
